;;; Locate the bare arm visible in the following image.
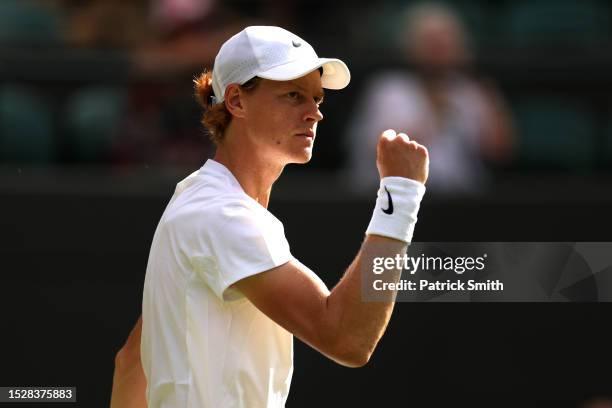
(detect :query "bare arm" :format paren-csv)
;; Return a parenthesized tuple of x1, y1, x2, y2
(234, 234, 406, 367)
(110, 317, 147, 408)
(234, 129, 428, 367)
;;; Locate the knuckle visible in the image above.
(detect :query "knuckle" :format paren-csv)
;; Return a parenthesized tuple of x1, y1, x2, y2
(416, 143, 428, 155)
(380, 129, 396, 141)
(397, 132, 410, 142)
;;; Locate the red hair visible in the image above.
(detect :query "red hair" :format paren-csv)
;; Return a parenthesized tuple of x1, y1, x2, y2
(193, 70, 232, 145)
(193, 70, 261, 144)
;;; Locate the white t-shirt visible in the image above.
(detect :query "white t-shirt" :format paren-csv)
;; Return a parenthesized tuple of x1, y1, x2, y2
(141, 159, 294, 408)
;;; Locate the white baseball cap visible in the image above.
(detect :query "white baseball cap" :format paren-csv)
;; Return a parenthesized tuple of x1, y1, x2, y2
(211, 26, 351, 103)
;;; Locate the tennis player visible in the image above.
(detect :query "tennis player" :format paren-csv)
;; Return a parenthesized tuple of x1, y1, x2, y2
(111, 25, 428, 408)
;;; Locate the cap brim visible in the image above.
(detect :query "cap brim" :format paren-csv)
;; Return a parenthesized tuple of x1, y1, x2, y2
(256, 58, 351, 90)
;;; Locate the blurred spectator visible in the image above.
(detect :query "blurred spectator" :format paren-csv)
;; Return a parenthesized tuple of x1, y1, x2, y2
(0, 0, 64, 163)
(0, 1, 320, 169)
(109, 0, 253, 168)
(132, 0, 248, 78)
(344, 2, 514, 195)
(0, 0, 148, 164)
(58, 0, 148, 163)
(62, 0, 149, 50)
(0, 0, 254, 167)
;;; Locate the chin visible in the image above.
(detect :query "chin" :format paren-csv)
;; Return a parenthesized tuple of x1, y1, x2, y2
(285, 146, 312, 164)
(289, 150, 313, 164)
(291, 157, 312, 165)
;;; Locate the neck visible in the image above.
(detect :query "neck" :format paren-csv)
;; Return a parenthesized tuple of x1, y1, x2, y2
(213, 130, 284, 209)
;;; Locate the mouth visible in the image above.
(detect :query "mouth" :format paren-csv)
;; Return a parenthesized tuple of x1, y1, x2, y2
(295, 130, 315, 139)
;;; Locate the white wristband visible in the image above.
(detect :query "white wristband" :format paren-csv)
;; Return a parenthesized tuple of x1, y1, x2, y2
(365, 177, 426, 243)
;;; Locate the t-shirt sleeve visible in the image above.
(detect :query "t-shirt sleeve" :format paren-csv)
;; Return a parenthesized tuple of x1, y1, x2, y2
(191, 201, 293, 301)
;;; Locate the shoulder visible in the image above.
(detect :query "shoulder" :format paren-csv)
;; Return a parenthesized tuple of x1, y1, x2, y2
(179, 190, 281, 238)
(165, 171, 247, 217)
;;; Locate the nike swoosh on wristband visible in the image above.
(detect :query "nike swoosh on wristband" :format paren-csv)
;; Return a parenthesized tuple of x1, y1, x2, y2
(382, 186, 394, 214)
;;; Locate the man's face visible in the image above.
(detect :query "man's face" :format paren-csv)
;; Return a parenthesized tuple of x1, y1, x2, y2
(241, 70, 325, 164)
(409, 14, 469, 70)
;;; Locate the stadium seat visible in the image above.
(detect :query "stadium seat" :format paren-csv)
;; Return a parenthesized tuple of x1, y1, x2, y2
(0, 85, 56, 162)
(63, 86, 127, 161)
(500, 0, 611, 48)
(0, 0, 62, 47)
(513, 97, 597, 170)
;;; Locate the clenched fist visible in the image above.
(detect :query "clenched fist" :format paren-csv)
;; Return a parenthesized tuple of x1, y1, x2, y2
(376, 129, 429, 184)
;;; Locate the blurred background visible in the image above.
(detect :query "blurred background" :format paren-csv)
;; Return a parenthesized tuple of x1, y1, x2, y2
(1, 0, 612, 406)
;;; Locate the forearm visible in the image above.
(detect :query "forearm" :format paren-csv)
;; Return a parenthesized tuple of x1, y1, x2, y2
(235, 130, 428, 368)
(326, 234, 407, 365)
(111, 317, 147, 408)
(323, 165, 426, 365)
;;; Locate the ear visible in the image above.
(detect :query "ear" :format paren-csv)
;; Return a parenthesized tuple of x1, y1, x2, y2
(224, 84, 246, 119)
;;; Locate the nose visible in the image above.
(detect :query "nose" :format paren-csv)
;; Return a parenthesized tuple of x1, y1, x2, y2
(304, 100, 323, 123)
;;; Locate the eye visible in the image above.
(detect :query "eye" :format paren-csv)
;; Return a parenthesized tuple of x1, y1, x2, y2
(287, 91, 301, 100)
